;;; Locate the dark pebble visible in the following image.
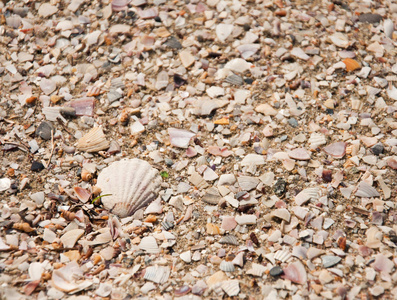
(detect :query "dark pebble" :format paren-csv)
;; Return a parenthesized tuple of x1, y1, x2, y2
(165, 36, 182, 49)
(371, 143, 384, 156)
(154, 16, 161, 22)
(244, 78, 254, 84)
(60, 107, 77, 118)
(325, 108, 334, 115)
(31, 161, 45, 172)
(273, 178, 287, 196)
(243, 23, 250, 31)
(165, 158, 174, 167)
(270, 266, 283, 277)
(358, 13, 382, 24)
(35, 121, 54, 140)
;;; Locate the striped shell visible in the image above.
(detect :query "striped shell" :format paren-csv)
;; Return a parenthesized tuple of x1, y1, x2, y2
(77, 127, 110, 153)
(96, 159, 161, 217)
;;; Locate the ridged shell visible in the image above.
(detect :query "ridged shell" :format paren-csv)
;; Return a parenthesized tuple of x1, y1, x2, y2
(220, 261, 235, 272)
(97, 159, 161, 217)
(274, 249, 293, 262)
(77, 127, 110, 152)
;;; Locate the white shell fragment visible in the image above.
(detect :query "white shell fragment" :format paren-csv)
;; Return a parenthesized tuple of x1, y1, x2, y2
(77, 127, 110, 153)
(0, 178, 11, 192)
(139, 236, 160, 254)
(168, 128, 196, 148)
(143, 266, 170, 284)
(60, 229, 84, 248)
(97, 159, 161, 217)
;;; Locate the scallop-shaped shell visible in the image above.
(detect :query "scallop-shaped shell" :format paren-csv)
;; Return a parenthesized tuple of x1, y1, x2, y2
(274, 249, 293, 262)
(77, 127, 110, 152)
(97, 159, 161, 217)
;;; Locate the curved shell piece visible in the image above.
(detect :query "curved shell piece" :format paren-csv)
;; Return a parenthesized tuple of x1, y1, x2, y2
(97, 159, 161, 217)
(77, 127, 110, 153)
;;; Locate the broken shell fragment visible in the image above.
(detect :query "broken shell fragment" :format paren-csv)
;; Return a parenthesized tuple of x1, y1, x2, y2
(77, 127, 110, 153)
(96, 159, 161, 217)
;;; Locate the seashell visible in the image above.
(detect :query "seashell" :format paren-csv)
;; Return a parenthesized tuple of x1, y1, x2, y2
(282, 261, 307, 284)
(219, 234, 239, 246)
(112, 0, 131, 11)
(161, 220, 174, 230)
(225, 74, 244, 85)
(372, 254, 393, 274)
(174, 285, 191, 297)
(96, 159, 161, 217)
(61, 210, 76, 221)
(180, 250, 192, 263)
(13, 222, 34, 233)
(274, 249, 293, 262)
(0, 178, 11, 192)
(295, 187, 319, 206)
(168, 128, 196, 148)
(342, 58, 361, 72)
(139, 236, 160, 254)
(60, 229, 84, 248)
(221, 280, 239, 296)
(6, 15, 22, 29)
(246, 263, 266, 277)
(384, 19, 394, 39)
(272, 208, 291, 222)
(193, 99, 228, 116)
(220, 261, 235, 272)
(323, 142, 347, 158)
(365, 227, 382, 249)
(52, 261, 92, 293)
(143, 266, 170, 284)
(77, 127, 110, 153)
(74, 186, 91, 203)
(355, 181, 380, 198)
(81, 169, 92, 181)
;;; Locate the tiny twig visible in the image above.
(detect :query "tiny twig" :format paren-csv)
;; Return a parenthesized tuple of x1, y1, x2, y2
(46, 130, 55, 169)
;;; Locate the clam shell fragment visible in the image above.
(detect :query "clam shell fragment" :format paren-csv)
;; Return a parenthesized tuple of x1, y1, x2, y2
(77, 127, 110, 153)
(96, 159, 161, 217)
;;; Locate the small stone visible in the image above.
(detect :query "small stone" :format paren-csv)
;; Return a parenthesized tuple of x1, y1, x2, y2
(269, 266, 283, 277)
(358, 13, 382, 24)
(273, 178, 287, 196)
(371, 143, 384, 155)
(165, 36, 182, 49)
(31, 161, 45, 172)
(288, 118, 298, 127)
(36, 121, 54, 140)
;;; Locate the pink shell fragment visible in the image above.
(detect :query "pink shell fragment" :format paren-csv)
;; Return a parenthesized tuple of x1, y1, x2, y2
(288, 148, 311, 160)
(323, 142, 347, 158)
(66, 97, 95, 116)
(207, 146, 233, 157)
(168, 128, 196, 148)
(387, 158, 397, 170)
(111, 0, 130, 11)
(138, 7, 158, 19)
(73, 187, 91, 203)
(186, 147, 198, 157)
(282, 261, 307, 284)
(372, 254, 394, 274)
